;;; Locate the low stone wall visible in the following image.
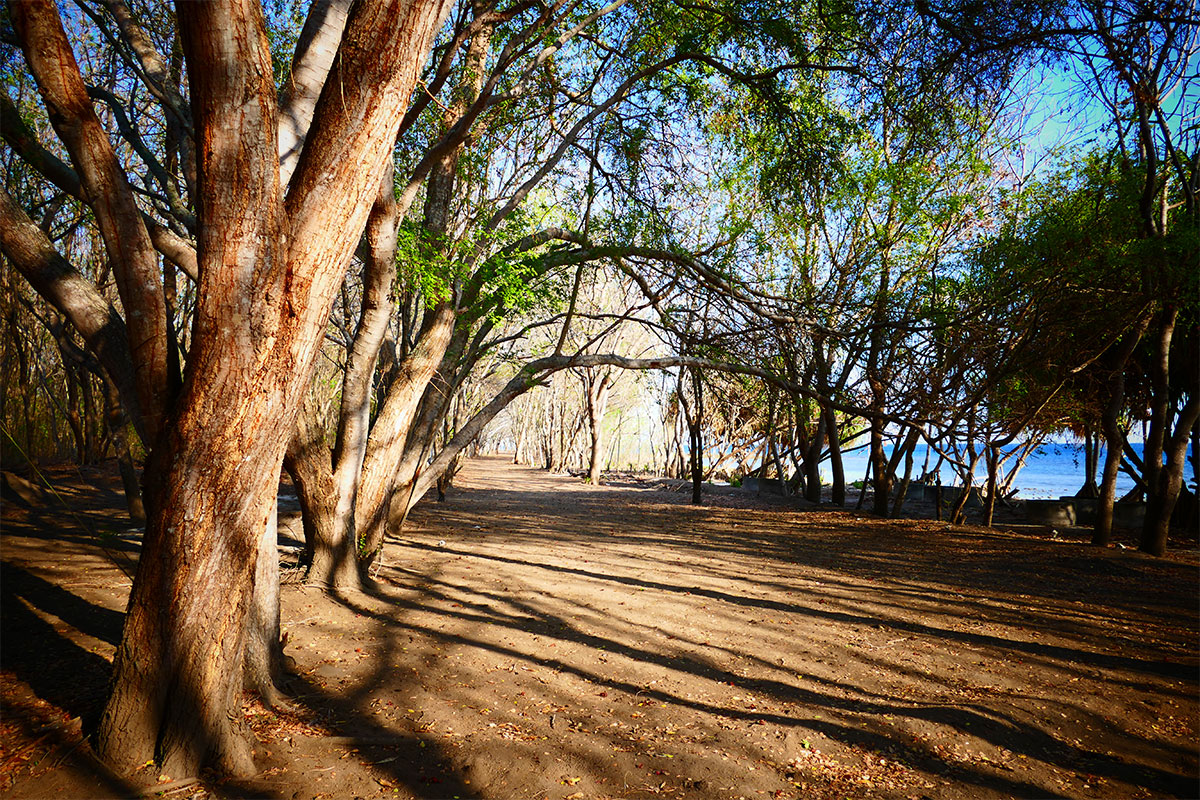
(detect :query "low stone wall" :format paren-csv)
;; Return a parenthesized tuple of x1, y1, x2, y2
(739, 476, 784, 495)
(1022, 497, 1147, 529)
(1024, 499, 1077, 527)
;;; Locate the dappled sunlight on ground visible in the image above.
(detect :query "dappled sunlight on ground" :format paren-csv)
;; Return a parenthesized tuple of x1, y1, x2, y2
(1, 455, 1196, 799)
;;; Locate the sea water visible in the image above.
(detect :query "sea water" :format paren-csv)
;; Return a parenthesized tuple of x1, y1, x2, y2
(836, 442, 1198, 500)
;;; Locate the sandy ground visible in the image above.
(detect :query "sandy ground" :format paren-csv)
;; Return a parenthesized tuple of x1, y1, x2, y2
(1, 454, 1197, 800)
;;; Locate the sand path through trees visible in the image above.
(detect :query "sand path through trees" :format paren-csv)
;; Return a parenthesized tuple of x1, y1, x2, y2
(2, 454, 1197, 798)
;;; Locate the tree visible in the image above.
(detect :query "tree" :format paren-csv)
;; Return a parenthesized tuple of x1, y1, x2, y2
(923, 0, 1199, 551)
(3, 0, 453, 776)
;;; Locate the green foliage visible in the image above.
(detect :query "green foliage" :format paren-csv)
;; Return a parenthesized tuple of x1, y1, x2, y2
(961, 145, 1198, 437)
(263, 0, 306, 92)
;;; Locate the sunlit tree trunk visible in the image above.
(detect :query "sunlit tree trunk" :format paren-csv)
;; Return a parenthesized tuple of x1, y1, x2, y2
(92, 0, 452, 777)
(584, 368, 613, 484)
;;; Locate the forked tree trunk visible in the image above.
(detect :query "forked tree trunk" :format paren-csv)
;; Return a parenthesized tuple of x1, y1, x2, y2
(1141, 397, 1200, 556)
(299, 167, 400, 590)
(285, 397, 350, 587)
(982, 444, 999, 527)
(94, 0, 453, 779)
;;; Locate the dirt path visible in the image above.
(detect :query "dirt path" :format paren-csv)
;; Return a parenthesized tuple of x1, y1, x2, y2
(2, 455, 1197, 799)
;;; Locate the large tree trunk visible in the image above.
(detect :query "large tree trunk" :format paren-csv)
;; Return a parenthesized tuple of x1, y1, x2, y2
(94, 0, 291, 776)
(94, 0, 453, 779)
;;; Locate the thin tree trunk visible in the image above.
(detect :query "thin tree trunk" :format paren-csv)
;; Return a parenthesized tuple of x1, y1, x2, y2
(314, 166, 399, 590)
(1094, 319, 1149, 545)
(868, 416, 890, 517)
(891, 440, 916, 518)
(0, 189, 145, 441)
(10, 0, 170, 441)
(982, 444, 999, 527)
(103, 375, 145, 525)
(277, 0, 354, 189)
(825, 404, 845, 505)
(805, 411, 825, 503)
(950, 449, 981, 526)
(586, 370, 612, 485)
(1141, 308, 1176, 541)
(357, 304, 457, 561)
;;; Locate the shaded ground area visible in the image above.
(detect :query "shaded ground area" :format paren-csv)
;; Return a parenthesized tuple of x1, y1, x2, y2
(2, 455, 1197, 799)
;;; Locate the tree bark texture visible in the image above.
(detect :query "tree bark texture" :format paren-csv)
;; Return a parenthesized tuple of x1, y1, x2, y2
(277, 0, 353, 189)
(285, 396, 351, 588)
(94, 0, 454, 778)
(357, 303, 457, 560)
(243, 504, 285, 705)
(313, 167, 400, 589)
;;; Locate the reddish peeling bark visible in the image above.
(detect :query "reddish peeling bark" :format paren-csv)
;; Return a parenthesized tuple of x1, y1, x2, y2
(94, 0, 288, 776)
(94, 0, 454, 778)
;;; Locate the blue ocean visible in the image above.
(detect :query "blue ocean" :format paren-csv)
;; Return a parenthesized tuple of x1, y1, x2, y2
(836, 442, 1198, 500)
